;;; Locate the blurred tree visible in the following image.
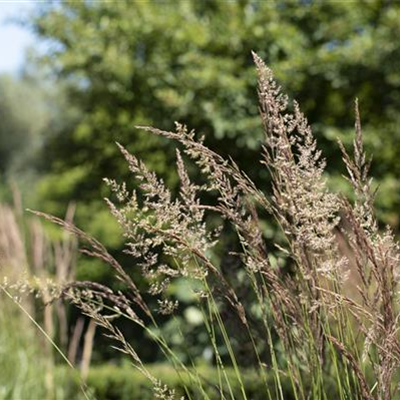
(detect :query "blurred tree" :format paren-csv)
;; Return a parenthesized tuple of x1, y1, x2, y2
(0, 74, 45, 175)
(0, 68, 77, 202)
(29, 0, 400, 228)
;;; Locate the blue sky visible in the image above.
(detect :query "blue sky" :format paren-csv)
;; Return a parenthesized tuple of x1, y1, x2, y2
(0, 1, 37, 73)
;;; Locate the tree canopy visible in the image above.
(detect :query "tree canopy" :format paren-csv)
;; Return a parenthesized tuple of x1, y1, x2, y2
(29, 0, 400, 229)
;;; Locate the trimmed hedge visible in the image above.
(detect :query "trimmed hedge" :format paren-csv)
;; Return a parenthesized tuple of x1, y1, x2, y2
(63, 364, 303, 400)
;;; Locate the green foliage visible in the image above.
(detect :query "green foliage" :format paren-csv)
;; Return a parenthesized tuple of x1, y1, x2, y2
(64, 364, 316, 400)
(30, 0, 400, 230)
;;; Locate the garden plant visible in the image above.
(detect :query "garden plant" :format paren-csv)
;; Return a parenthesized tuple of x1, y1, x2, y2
(4, 53, 400, 400)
